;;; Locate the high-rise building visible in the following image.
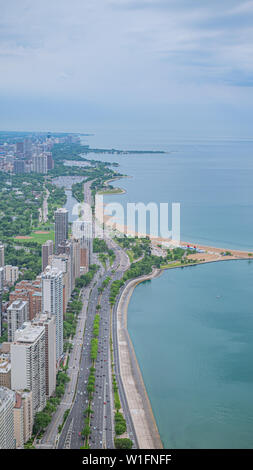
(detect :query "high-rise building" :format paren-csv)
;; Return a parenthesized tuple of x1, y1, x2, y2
(14, 159, 25, 174)
(0, 242, 4, 268)
(72, 237, 81, 280)
(46, 152, 54, 170)
(13, 392, 24, 448)
(0, 269, 3, 337)
(11, 323, 46, 416)
(32, 314, 56, 397)
(57, 239, 74, 292)
(20, 390, 33, 445)
(42, 267, 63, 362)
(55, 208, 68, 254)
(7, 300, 29, 342)
(48, 254, 71, 315)
(0, 386, 15, 449)
(42, 240, 54, 271)
(73, 220, 92, 268)
(13, 390, 33, 448)
(0, 267, 4, 290)
(24, 139, 32, 158)
(0, 354, 11, 389)
(4, 265, 19, 285)
(32, 154, 48, 174)
(16, 142, 24, 155)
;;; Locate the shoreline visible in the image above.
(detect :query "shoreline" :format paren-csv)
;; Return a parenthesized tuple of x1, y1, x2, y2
(99, 175, 131, 195)
(116, 256, 253, 450)
(116, 268, 164, 449)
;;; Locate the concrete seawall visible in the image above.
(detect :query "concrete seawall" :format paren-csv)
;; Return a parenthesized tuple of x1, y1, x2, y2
(116, 268, 163, 449)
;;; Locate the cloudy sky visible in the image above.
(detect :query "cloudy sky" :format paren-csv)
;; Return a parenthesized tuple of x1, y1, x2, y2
(1, 0, 253, 136)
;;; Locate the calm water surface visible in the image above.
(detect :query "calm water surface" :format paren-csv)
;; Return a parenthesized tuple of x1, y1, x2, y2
(127, 261, 253, 448)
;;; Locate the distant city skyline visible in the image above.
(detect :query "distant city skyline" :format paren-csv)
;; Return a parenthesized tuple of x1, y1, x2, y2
(1, 1, 253, 136)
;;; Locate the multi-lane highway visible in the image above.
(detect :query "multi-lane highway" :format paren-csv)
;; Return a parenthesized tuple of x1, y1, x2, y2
(58, 240, 135, 449)
(56, 179, 139, 449)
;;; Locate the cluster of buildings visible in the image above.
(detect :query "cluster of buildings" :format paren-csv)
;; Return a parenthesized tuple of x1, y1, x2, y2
(0, 205, 92, 449)
(0, 133, 80, 175)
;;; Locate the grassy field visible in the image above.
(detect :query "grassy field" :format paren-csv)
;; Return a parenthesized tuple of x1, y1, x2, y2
(126, 250, 135, 263)
(98, 187, 125, 195)
(14, 230, 55, 245)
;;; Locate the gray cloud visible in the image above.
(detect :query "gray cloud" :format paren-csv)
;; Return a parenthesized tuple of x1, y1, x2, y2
(0, 0, 253, 131)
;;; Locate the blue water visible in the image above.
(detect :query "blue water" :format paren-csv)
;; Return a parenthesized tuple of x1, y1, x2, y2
(82, 133, 253, 251)
(128, 261, 253, 449)
(80, 131, 253, 448)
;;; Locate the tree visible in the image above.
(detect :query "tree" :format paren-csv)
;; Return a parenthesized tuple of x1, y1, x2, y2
(114, 438, 133, 449)
(33, 412, 51, 434)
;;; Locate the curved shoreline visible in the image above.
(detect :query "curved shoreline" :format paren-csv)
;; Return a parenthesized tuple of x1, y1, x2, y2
(115, 255, 253, 449)
(116, 268, 164, 449)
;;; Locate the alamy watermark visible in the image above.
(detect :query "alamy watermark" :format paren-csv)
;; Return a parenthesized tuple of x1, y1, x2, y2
(72, 194, 181, 243)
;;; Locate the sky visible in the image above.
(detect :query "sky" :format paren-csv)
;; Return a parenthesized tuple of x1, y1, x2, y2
(1, 0, 253, 137)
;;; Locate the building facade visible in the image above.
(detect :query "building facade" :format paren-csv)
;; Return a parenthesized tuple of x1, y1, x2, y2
(55, 208, 68, 254)
(11, 323, 46, 416)
(42, 267, 63, 362)
(4, 265, 19, 285)
(7, 300, 29, 342)
(32, 314, 56, 397)
(42, 239, 54, 271)
(0, 386, 15, 449)
(0, 243, 4, 268)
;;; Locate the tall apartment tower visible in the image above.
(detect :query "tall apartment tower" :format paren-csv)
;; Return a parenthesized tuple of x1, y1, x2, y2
(42, 240, 54, 271)
(11, 323, 46, 416)
(0, 267, 3, 337)
(55, 208, 68, 254)
(7, 300, 29, 342)
(42, 267, 63, 362)
(57, 239, 74, 292)
(0, 386, 16, 449)
(4, 265, 19, 285)
(49, 254, 71, 315)
(0, 267, 4, 291)
(32, 154, 48, 174)
(13, 392, 24, 448)
(73, 220, 92, 268)
(32, 314, 56, 397)
(13, 390, 33, 448)
(0, 242, 4, 268)
(72, 237, 81, 280)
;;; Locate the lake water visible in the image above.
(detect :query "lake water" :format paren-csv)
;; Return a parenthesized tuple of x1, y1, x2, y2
(82, 132, 253, 251)
(79, 131, 253, 448)
(127, 260, 253, 449)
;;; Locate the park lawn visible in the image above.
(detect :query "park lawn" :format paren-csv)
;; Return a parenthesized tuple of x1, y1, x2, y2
(126, 250, 134, 263)
(13, 230, 55, 245)
(161, 261, 183, 269)
(30, 230, 55, 244)
(98, 187, 124, 195)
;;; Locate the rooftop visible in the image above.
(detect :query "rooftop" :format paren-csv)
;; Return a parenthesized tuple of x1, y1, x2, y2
(13, 322, 44, 343)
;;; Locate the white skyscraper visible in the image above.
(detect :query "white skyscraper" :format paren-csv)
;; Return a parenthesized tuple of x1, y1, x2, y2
(32, 314, 56, 397)
(42, 267, 63, 362)
(11, 323, 46, 416)
(0, 386, 15, 449)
